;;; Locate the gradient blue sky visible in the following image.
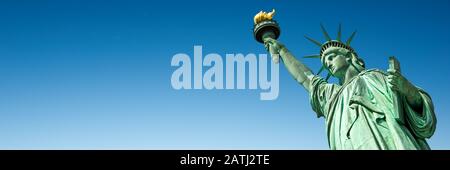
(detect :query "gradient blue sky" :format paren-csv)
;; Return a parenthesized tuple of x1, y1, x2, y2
(0, 0, 449, 149)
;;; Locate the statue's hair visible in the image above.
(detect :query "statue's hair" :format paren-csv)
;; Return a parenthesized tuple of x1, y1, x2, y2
(351, 52, 365, 69)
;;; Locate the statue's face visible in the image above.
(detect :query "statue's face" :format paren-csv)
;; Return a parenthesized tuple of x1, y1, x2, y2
(321, 47, 351, 77)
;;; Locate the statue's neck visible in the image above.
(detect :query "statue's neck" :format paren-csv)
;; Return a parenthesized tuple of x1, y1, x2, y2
(339, 65, 362, 85)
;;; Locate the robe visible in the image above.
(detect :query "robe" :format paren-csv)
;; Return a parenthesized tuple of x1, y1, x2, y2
(309, 69, 436, 150)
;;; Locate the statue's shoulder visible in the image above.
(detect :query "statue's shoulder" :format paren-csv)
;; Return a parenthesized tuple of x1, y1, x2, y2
(355, 69, 389, 82)
(358, 69, 388, 77)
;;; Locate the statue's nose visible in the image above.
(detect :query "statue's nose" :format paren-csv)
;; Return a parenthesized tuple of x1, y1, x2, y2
(325, 61, 332, 69)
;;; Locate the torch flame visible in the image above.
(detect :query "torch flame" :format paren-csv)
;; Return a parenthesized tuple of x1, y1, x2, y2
(254, 9, 275, 25)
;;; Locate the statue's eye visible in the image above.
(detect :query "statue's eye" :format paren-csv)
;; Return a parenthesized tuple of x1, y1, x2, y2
(327, 54, 335, 61)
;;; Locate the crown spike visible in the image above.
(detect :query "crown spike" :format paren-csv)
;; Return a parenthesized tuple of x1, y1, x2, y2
(304, 35, 322, 47)
(320, 23, 332, 41)
(316, 66, 325, 75)
(303, 54, 321, 58)
(337, 23, 342, 42)
(346, 30, 357, 45)
(325, 73, 332, 81)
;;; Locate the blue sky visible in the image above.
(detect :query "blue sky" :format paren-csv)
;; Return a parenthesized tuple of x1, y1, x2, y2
(0, 0, 449, 149)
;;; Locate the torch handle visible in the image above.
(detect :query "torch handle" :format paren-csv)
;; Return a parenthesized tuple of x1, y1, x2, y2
(262, 31, 276, 42)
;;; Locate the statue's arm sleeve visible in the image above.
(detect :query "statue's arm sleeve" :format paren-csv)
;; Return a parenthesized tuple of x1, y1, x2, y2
(309, 76, 338, 118)
(402, 88, 437, 139)
(279, 47, 315, 93)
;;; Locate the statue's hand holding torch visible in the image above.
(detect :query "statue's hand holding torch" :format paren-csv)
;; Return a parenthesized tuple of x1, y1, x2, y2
(253, 9, 281, 63)
(264, 37, 284, 63)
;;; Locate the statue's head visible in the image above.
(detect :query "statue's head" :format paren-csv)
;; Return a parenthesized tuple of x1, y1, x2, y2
(304, 24, 365, 81)
(320, 41, 365, 78)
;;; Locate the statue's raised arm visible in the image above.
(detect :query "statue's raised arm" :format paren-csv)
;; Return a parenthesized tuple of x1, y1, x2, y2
(253, 9, 316, 93)
(264, 37, 315, 93)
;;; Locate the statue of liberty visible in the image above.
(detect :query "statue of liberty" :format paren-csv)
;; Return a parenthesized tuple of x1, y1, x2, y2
(254, 10, 436, 149)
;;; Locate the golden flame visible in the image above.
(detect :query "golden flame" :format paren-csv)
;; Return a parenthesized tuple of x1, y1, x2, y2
(254, 9, 275, 25)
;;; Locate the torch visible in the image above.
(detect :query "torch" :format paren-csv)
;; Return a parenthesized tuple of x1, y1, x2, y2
(253, 9, 281, 63)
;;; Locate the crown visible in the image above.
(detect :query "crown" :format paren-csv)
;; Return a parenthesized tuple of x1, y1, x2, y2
(303, 24, 358, 80)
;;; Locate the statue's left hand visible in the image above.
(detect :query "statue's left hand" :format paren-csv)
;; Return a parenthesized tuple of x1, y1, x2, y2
(387, 69, 416, 97)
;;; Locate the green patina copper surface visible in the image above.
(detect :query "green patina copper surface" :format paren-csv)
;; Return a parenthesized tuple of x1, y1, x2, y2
(260, 22, 436, 150)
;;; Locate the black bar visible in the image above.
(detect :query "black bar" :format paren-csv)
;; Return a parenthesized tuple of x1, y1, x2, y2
(0, 150, 449, 169)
